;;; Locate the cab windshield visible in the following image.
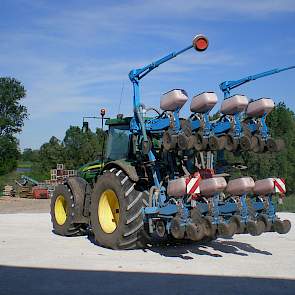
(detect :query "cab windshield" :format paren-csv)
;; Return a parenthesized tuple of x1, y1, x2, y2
(105, 125, 130, 161)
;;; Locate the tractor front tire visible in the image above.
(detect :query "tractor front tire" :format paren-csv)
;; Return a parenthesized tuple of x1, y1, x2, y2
(50, 184, 86, 236)
(90, 169, 148, 250)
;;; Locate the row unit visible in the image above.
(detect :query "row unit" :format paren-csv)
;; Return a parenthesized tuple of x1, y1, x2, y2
(167, 176, 285, 198)
(160, 89, 275, 117)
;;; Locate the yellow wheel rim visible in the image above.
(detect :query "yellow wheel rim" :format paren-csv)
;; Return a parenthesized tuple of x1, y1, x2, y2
(54, 195, 67, 225)
(98, 189, 120, 234)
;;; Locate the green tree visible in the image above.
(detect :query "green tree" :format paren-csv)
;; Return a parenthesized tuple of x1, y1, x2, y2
(0, 77, 27, 136)
(63, 126, 104, 169)
(36, 126, 105, 173)
(39, 136, 64, 171)
(0, 135, 19, 175)
(22, 148, 40, 162)
(0, 77, 27, 175)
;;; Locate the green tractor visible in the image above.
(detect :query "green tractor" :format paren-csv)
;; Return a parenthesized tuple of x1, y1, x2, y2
(51, 116, 151, 249)
(50, 34, 291, 250)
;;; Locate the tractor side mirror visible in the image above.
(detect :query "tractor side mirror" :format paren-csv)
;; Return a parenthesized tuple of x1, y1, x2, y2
(192, 35, 209, 52)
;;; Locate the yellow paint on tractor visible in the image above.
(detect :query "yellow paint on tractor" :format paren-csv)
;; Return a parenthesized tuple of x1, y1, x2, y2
(82, 163, 104, 172)
(98, 189, 120, 234)
(54, 195, 67, 225)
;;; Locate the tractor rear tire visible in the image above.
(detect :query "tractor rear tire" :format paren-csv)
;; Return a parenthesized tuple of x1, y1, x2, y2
(90, 169, 148, 250)
(50, 184, 86, 236)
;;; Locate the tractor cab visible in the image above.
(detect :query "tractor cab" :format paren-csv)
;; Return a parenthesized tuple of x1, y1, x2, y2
(105, 116, 132, 161)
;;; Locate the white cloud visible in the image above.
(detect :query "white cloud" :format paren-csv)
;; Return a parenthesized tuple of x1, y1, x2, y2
(0, 32, 244, 118)
(17, 0, 295, 47)
(1, 0, 294, 149)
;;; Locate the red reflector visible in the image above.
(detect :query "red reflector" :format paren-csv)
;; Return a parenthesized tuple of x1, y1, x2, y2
(196, 38, 207, 50)
(193, 35, 208, 52)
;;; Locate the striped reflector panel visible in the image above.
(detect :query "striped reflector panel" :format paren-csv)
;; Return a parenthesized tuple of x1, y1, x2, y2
(274, 178, 286, 194)
(186, 173, 201, 194)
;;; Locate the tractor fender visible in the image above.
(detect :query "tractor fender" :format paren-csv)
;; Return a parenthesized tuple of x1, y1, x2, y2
(66, 176, 90, 223)
(102, 160, 139, 182)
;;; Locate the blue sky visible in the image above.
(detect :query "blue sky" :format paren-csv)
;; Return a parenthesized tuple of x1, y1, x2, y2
(0, 0, 295, 150)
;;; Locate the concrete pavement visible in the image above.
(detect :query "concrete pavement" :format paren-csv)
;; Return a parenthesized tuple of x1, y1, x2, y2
(0, 212, 294, 294)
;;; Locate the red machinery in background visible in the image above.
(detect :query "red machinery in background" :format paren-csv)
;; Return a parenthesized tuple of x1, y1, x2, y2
(32, 187, 49, 199)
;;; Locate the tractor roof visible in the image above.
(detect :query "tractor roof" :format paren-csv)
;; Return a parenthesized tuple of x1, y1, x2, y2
(105, 117, 132, 126)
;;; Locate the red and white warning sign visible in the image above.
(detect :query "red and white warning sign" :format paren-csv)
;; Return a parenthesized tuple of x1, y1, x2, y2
(273, 178, 286, 194)
(186, 173, 201, 195)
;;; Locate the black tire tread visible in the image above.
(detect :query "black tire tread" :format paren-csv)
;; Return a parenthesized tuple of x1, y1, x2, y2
(50, 183, 86, 237)
(90, 169, 148, 250)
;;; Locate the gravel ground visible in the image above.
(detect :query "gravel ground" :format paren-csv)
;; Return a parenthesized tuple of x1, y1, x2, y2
(0, 211, 294, 295)
(0, 196, 50, 213)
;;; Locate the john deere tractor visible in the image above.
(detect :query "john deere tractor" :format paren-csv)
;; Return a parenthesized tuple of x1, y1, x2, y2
(50, 34, 291, 250)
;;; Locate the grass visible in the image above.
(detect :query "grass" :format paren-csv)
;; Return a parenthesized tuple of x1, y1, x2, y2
(274, 194, 295, 213)
(17, 162, 33, 169)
